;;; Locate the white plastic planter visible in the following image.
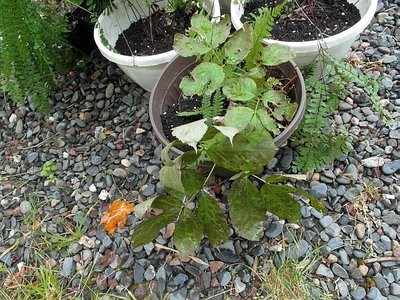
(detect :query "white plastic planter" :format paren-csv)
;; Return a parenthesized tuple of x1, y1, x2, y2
(94, 0, 221, 92)
(231, 0, 378, 67)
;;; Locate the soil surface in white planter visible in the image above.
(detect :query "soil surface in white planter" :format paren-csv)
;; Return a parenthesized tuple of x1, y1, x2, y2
(115, 7, 197, 55)
(242, 0, 361, 42)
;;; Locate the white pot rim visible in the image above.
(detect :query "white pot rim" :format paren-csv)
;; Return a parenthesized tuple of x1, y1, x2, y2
(231, 0, 378, 52)
(94, 0, 221, 67)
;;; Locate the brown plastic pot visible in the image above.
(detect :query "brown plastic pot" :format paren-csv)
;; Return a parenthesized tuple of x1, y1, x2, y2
(149, 55, 306, 157)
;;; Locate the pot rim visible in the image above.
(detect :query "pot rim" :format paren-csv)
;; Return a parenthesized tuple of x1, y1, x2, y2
(231, 0, 378, 51)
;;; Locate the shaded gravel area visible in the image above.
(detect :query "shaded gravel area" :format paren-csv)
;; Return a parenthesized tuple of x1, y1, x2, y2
(0, 0, 400, 299)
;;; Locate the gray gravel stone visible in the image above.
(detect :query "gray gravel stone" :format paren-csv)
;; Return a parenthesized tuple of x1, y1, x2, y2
(319, 216, 333, 228)
(351, 287, 367, 300)
(316, 264, 334, 278)
(218, 271, 231, 286)
(332, 263, 349, 279)
(382, 212, 400, 225)
(27, 152, 39, 163)
(144, 265, 156, 281)
(265, 221, 283, 238)
(112, 168, 126, 178)
(367, 287, 387, 300)
(325, 223, 341, 237)
(61, 257, 75, 277)
(20, 200, 32, 214)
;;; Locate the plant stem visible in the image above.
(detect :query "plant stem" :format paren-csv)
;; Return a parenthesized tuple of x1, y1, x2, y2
(203, 164, 216, 186)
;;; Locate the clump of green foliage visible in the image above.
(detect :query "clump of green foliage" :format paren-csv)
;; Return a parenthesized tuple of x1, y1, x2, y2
(130, 13, 327, 255)
(40, 160, 58, 182)
(173, 7, 297, 134)
(0, 0, 70, 113)
(291, 51, 392, 172)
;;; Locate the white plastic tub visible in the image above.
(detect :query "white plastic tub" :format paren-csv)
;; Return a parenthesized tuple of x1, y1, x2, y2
(94, 0, 221, 92)
(231, 0, 378, 67)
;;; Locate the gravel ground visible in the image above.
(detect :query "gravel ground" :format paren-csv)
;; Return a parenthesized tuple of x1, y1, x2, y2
(0, 0, 399, 299)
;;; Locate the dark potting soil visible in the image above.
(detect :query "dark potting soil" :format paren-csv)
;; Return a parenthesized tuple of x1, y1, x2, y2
(242, 0, 361, 42)
(115, 7, 195, 56)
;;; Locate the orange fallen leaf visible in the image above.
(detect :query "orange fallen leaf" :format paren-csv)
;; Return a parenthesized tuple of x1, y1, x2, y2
(100, 199, 134, 234)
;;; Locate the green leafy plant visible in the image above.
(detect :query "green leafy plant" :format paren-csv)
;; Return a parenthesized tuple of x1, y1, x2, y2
(40, 161, 58, 182)
(291, 50, 391, 172)
(131, 123, 326, 254)
(0, 0, 70, 113)
(173, 10, 297, 135)
(130, 13, 327, 254)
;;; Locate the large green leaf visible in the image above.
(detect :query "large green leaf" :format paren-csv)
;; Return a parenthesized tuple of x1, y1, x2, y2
(205, 130, 277, 174)
(228, 178, 266, 240)
(257, 109, 279, 134)
(173, 34, 211, 57)
(223, 23, 253, 65)
(159, 165, 203, 195)
(152, 194, 183, 211)
(210, 15, 231, 47)
(248, 66, 266, 79)
(131, 195, 182, 248)
(131, 211, 179, 248)
(268, 184, 327, 214)
(172, 119, 208, 152)
(180, 62, 225, 96)
(224, 106, 255, 130)
(190, 13, 213, 44)
(222, 77, 258, 102)
(197, 193, 229, 247)
(260, 44, 296, 66)
(173, 209, 203, 254)
(260, 184, 301, 223)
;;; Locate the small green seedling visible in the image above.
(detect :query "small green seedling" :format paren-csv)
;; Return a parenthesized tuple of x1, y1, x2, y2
(40, 160, 58, 182)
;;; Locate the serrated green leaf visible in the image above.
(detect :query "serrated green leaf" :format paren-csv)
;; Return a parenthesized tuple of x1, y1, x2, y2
(152, 194, 183, 211)
(205, 130, 277, 174)
(131, 209, 180, 249)
(223, 23, 253, 65)
(224, 106, 255, 130)
(190, 13, 213, 44)
(134, 197, 155, 219)
(173, 209, 203, 254)
(172, 119, 208, 152)
(173, 33, 211, 57)
(262, 90, 286, 106)
(197, 193, 229, 247)
(214, 126, 239, 145)
(257, 109, 279, 134)
(260, 184, 301, 223)
(159, 165, 203, 195)
(272, 185, 327, 214)
(211, 15, 231, 47)
(248, 66, 266, 79)
(223, 77, 257, 102)
(260, 44, 296, 66)
(228, 178, 266, 240)
(179, 62, 225, 96)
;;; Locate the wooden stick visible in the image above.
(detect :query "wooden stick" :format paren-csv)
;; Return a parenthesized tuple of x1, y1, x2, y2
(364, 257, 400, 264)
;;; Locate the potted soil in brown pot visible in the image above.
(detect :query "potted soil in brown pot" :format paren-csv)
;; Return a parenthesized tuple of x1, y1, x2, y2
(230, 0, 378, 67)
(150, 11, 306, 158)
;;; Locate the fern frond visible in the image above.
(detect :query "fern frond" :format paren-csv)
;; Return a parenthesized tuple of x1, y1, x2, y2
(245, 0, 287, 68)
(211, 88, 224, 118)
(0, 0, 70, 113)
